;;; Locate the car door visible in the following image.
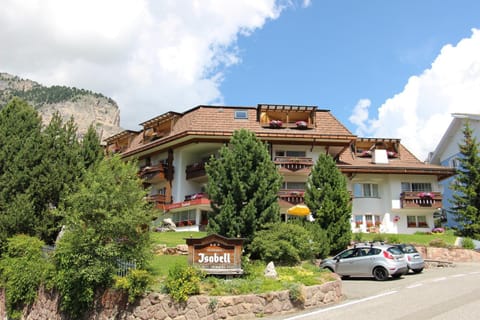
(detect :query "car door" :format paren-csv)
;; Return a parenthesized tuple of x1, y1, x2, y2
(335, 248, 364, 276)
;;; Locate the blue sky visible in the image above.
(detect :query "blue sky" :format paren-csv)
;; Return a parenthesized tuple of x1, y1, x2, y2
(2, 0, 480, 159)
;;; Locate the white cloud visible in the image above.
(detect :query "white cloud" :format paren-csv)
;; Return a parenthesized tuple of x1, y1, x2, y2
(350, 28, 480, 160)
(0, 0, 290, 129)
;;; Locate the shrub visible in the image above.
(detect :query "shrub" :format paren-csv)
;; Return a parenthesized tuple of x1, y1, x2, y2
(288, 283, 306, 304)
(429, 238, 449, 248)
(114, 269, 151, 303)
(462, 237, 475, 249)
(164, 264, 203, 302)
(249, 223, 323, 265)
(353, 231, 363, 243)
(386, 234, 400, 244)
(0, 235, 52, 320)
(372, 233, 386, 243)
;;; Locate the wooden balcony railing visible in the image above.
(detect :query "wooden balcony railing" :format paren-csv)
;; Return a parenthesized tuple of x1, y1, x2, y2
(186, 161, 207, 180)
(400, 191, 443, 209)
(274, 156, 314, 172)
(278, 189, 305, 204)
(139, 163, 171, 184)
(145, 194, 171, 208)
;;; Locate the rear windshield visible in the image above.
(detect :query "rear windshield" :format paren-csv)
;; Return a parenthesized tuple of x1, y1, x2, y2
(387, 247, 403, 255)
(401, 245, 418, 253)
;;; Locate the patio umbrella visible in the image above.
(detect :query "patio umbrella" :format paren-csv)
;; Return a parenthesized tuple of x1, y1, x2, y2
(287, 204, 310, 216)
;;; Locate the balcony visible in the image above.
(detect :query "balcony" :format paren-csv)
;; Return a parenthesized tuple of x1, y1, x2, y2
(186, 161, 207, 180)
(274, 156, 314, 173)
(400, 191, 443, 209)
(145, 194, 171, 209)
(278, 189, 305, 205)
(139, 163, 172, 184)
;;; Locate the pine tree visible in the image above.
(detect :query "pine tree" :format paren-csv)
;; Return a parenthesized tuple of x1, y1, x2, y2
(0, 98, 43, 248)
(206, 129, 282, 246)
(304, 153, 352, 254)
(80, 124, 104, 169)
(450, 122, 480, 239)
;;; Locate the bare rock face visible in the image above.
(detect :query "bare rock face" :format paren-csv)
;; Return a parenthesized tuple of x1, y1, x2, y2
(0, 72, 123, 141)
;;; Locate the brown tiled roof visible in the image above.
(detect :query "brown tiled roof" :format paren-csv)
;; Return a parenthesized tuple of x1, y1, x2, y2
(338, 141, 456, 180)
(119, 105, 356, 158)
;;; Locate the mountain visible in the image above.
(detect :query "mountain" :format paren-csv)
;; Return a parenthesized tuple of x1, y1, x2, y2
(0, 72, 123, 141)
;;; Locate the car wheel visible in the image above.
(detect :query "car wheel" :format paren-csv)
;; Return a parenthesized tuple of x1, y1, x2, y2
(373, 267, 389, 281)
(412, 268, 423, 274)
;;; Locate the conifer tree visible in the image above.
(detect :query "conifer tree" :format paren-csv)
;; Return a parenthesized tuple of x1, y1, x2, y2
(81, 123, 104, 169)
(0, 98, 43, 248)
(450, 122, 480, 239)
(206, 129, 282, 246)
(304, 153, 352, 254)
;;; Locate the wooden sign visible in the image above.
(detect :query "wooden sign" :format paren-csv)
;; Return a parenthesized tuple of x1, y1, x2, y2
(185, 234, 244, 275)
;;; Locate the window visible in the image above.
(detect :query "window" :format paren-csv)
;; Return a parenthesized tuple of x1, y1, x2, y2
(275, 150, 306, 157)
(353, 183, 379, 198)
(449, 158, 460, 169)
(407, 215, 428, 228)
(281, 181, 306, 189)
(234, 110, 248, 119)
(172, 209, 196, 226)
(401, 182, 432, 192)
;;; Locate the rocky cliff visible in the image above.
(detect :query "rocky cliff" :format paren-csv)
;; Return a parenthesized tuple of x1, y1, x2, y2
(0, 72, 123, 141)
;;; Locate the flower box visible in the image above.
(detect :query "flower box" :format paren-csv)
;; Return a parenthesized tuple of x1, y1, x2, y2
(418, 192, 434, 199)
(295, 121, 308, 129)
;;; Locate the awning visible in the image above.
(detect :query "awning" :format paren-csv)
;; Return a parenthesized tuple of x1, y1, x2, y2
(287, 204, 310, 216)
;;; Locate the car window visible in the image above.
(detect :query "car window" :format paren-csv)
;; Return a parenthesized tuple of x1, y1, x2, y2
(366, 248, 381, 255)
(403, 245, 418, 253)
(387, 247, 403, 255)
(338, 249, 356, 259)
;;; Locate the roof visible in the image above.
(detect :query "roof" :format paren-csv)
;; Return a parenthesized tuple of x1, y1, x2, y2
(338, 139, 456, 181)
(113, 104, 356, 158)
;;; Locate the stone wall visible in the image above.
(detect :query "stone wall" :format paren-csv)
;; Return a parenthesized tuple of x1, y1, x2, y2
(1, 278, 342, 320)
(416, 246, 480, 263)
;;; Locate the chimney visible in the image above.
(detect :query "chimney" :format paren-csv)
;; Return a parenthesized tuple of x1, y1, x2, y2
(372, 149, 389, 164)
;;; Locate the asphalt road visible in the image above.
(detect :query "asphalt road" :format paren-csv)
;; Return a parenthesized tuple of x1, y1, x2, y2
(269, 263, 480, 320)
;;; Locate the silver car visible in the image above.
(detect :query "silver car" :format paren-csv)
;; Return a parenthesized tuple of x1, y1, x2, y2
(394, 244, 425, 274)
(320, 243, 408, 281)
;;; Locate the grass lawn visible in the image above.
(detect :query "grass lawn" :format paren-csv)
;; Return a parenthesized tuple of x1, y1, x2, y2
(357, 230, 457, 246)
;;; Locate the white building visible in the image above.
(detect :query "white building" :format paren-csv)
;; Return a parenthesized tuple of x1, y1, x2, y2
(105, 104, 455, 234)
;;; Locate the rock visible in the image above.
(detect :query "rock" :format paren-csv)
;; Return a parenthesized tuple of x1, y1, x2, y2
(264, 261, 278, 279)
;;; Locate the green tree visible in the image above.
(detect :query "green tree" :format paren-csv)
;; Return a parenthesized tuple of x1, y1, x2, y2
(53, 155, 152, 317)
(304, 153, 352, 254)
(206, 129, 282, 246)
(0, 98, 43, 249)
(450, 122, 480, 239)
(81, 123, 104, 169)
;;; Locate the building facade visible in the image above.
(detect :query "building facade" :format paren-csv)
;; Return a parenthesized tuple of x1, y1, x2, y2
(105, 104, 455, 234)
(428, 113, 480, 228)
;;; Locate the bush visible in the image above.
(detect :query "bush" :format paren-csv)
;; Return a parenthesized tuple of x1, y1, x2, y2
(114, 269, 151, 303)
(249, 223, 323, 265)
(386, 234, 400, 244)
(372, 233, 386, 242)
(353, 232, 363, 243)
(462, 237, 475, 249)
(164, 264, 203, 302)
(0, 235, 52, 320)
(429, 238, 449, 248)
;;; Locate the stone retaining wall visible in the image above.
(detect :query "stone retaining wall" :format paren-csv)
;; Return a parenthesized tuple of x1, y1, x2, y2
(1, 277, 343, 320)
(416, 246, 480, 263)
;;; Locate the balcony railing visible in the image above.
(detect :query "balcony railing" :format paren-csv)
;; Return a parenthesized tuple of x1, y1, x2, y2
(139, 163, 171, 184)
(400, 191, 443, 209)
(186, 161, 207, 180)
(278, 189, 305, 204)
(145, 194, 171, 208)
(274, 156, 314, 172)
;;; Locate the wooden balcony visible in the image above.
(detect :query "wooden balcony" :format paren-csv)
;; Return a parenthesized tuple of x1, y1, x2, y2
(400, 191, 443, 209)
(186, 161, 207, 180)
(278, 189, 305, 204)
(139, 163, 172, 184)
(274, 156, 314, 172)
(146, 194, 171, 209)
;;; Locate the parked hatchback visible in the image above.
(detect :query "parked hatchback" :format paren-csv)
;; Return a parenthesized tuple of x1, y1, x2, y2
(393, 244, 425, 274)
(320, 243, 408, 281)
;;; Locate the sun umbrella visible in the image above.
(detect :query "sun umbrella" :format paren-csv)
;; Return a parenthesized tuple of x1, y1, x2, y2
(287, 204, 310, 216)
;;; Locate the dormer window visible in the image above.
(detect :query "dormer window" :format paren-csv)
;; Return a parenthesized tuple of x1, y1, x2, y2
(235, 110, 248, 119)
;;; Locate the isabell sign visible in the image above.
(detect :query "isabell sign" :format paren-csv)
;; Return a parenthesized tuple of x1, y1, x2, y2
(185, 234, 244, 275)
